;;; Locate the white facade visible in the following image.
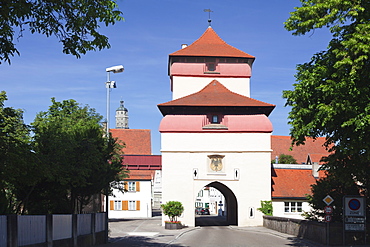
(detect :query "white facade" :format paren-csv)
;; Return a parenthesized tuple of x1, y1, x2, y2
(172, 77, 250, 100)
(272, 200, 311, 219)
(161, 132, 272, 226)
(107, 180, 152, 219)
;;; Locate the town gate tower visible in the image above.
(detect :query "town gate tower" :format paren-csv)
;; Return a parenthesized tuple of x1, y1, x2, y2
(158, 26, 275, 226)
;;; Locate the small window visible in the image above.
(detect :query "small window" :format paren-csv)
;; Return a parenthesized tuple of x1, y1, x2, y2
(128, 182, 136, 191)
(114, 200, 122, 211)
(207, 63, 216, 71)
(212, 115, 219, 123)
(129, 201, 136, 210)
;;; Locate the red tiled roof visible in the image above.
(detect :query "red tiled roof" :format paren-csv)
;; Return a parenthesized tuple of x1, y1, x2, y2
(170, 27, 255, 59)
(122, 155, 162, 170)
(125, 170, 155, 180)
(271, 135, 329, 164)
(110, 129, 151, 155)
(271, 168, 317, 198)
(158, 80, 275, 108)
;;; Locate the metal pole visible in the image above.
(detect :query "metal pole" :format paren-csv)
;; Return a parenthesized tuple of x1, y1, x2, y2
(105, 71, 111, 243)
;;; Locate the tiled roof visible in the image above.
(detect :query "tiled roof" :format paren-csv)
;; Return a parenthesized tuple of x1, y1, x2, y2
(271, 135, 329, 164)
(158, 80, 275, 116)
(110, 129, 151, 155)
(170, 27, 255, 59)
(125, 170, 155, 181)
(123, 155, 162, 170)
(271, 168, 317, 198)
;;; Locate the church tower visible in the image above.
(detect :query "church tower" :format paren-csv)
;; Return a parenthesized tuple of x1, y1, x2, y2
(115, 100, 129, 129)
(158, 26, 275, 227)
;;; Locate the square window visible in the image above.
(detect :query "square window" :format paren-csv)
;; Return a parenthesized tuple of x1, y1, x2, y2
(129, 201, 136, 210)
(114, 200, 122, 211)
(207, 63, 216, 71)
(128, 182, 136, 191)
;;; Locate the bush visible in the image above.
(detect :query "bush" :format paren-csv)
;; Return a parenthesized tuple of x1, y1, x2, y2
(161, 201, 184, 222)
(257, 200, 273, 216)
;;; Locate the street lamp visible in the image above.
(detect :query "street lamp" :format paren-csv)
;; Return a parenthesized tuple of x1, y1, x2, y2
(105, 65, 124, 243)
(105, 65, 124, 137)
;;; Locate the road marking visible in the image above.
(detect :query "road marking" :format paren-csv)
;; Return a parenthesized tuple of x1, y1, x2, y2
(127, 232, 159, 236)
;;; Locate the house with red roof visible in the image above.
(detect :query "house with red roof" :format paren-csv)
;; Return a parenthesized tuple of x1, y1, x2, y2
(106, 103, 162, 219)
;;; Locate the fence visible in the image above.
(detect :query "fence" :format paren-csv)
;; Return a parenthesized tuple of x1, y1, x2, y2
(263, 215, 368, 246)
(1, 213, 107, 247)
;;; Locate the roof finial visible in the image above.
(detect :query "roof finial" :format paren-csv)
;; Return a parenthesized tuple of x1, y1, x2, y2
(204, 9, 213, 27)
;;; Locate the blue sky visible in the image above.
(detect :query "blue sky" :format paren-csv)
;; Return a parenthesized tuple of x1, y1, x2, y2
(0, 0, 332, 154)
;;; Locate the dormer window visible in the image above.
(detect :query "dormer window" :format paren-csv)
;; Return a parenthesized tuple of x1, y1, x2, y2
(207, 63, 216, 72)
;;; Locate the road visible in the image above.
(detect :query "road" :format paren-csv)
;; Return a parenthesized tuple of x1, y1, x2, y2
(96, 215, 323, 247)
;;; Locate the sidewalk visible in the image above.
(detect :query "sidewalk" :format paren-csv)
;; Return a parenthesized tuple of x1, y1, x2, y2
(95, 216, 198, 246)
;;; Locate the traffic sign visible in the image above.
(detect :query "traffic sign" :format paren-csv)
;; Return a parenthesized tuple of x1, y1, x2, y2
(324, 206, 333, 214)
(345, 223, 365, 231)
(324, 215, 332, 222)
(344, 196, 365, 216)
(323, 195, 334, 205)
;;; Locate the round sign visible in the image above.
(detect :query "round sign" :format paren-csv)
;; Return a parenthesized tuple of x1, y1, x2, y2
(348, 199, 361, 211)
(324, 206, 333, 214)
(325, 215, 332, 222)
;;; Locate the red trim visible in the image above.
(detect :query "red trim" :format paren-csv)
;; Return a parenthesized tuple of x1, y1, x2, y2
(171, 74, 251, 79)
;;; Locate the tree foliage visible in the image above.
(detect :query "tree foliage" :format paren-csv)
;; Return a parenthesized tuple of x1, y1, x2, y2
(257, 200, 273, 216)
(0, 0, 124, 64)
(26, 98, 126, 214)
(284, 0, 370, 220)
(272, 154, 297, 164)
(0, 91, 38, 214)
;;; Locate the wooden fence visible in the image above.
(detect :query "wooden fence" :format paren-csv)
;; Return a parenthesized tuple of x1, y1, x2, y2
(0, 213, 106, 247)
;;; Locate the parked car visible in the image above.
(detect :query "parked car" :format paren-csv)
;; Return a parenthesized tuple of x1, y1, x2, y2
(195, 207, 210, 215)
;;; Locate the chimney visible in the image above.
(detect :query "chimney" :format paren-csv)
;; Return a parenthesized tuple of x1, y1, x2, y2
(312, 162, 319, 179)
(181, 44, 188, 49)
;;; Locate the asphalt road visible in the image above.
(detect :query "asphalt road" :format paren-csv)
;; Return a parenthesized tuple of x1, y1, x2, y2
(96, 215, 323, 247)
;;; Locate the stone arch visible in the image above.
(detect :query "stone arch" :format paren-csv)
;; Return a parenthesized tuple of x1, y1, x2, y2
(195, 181, 238, 226)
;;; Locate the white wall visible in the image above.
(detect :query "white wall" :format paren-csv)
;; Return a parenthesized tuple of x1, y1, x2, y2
(108, 180, 152, 219)
(161, 132, 272, 227)
(172, 77, 250, 99)
(272, 200, 312, 219)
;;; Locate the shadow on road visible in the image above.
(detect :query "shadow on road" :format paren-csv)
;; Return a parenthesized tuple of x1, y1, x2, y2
(195, 215, 228, 226)
(106, 236, 184, 247)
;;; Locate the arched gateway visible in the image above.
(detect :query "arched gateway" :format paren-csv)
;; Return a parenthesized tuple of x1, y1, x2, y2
(158, 27, 275, 227)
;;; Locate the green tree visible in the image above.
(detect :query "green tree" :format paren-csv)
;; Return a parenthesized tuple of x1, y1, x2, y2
(272, 154, 297, 164)
(28, 98, 126, 214)
(0, 91, 40, 214)
(284, 0, 370, 220)
(0, 0, 124, 64)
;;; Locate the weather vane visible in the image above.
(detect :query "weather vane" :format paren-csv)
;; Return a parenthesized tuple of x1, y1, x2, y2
(204, 9, 213, 27)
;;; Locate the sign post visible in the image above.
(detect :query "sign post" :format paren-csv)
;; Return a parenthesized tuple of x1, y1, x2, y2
(323, 195, 334, 245)
(343, 196, 366, 245)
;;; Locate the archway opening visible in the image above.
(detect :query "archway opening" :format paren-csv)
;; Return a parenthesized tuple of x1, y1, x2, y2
(195, 181, 238, 226)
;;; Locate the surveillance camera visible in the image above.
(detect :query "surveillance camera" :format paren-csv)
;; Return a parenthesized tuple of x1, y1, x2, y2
(106, 65, 124, 73)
